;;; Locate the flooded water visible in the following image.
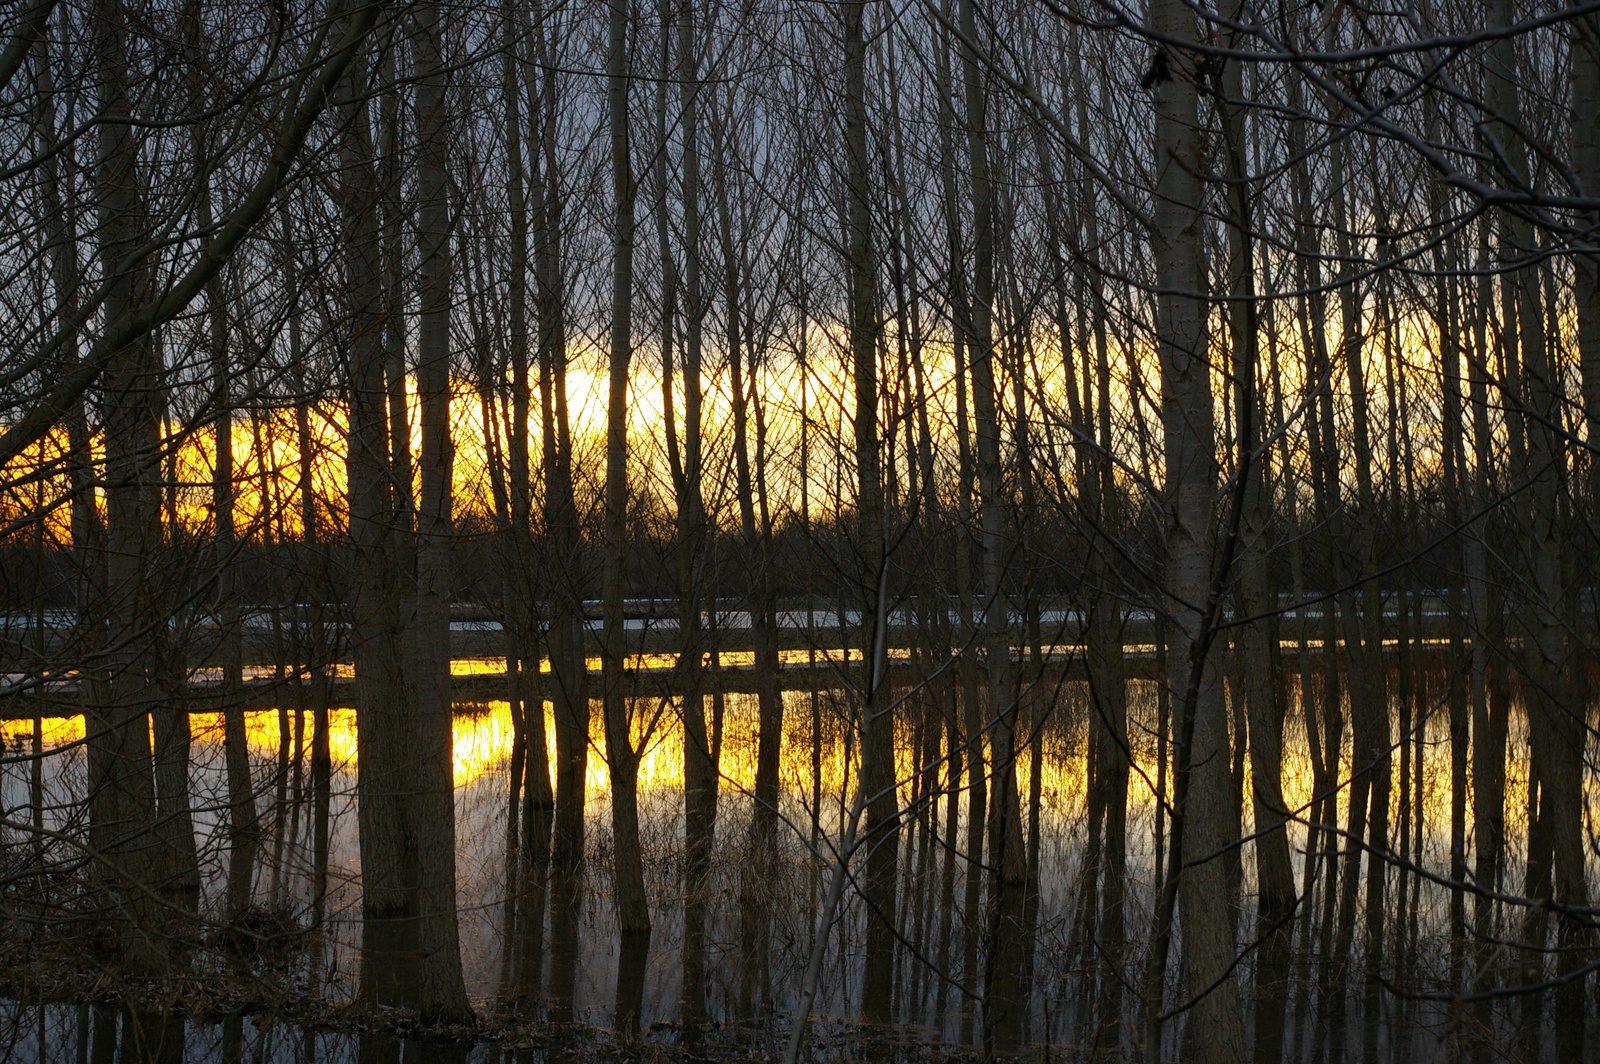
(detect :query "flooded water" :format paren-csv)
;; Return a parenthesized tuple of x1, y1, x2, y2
(0, 663, 1584, 1059)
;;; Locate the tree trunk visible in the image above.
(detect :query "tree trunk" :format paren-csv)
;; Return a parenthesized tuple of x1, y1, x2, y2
(189, 44, 254, 921)
(532, 11, 588, 1012)
(666, 1, 715, 1033)
(840, 0, 898, 1031)
(1467, 227, 1508, 1062)
(529, 0, 587, 912)
(499, 0, 554, 1010)
(954, 3, 1024, 1053)
(933, 9, 984, 1043)
(602, 0, 651, 1037)
(1480, 9, 1583, 1055)
(87, 0, 172, 975)
(644, 1, 714, 1034)
(1567, 0, 1600, 1043)
(344, 44, 416, 1012)
(1575, 7, 1600, 464)
(712, 109, 785, 1022)
(287, 205, 333, 996)
(404, 7, 470, 1020)
(1143, 2, 1245, 1058)
(1215, 33, 1292, 1062)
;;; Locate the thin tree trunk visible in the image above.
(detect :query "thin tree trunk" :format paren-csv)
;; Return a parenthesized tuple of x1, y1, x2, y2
(192, 56, 254, 922)
(714, 106, 785, 1022)
(1215, 33, 1292, 1062)
(602, 0, 650, 1036)
(35, 18, 104, 901)
(527, 3, 587, 931)
(531, 6, 586, 1016)
(496, 0, 527, 1007)
(343, 43, 417, 1012)
(841, 0, 898, 1031)
(933, 7, 984, 1043)
(954, 6, 1023, 1052)
(408, 7, 470, 1019)
(499, 0, 553, 1010)
(1469, 228, 1508, 1062)
(277, 202, 333, 996)
(651, 1, 712, 1035)
(1487, 11, 1590, 1059)
(1423, 79, 1471, 1024)
(1566, 9, 1600, 1054)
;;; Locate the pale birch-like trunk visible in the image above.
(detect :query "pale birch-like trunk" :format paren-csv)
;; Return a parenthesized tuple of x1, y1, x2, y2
(1144, 1, 1245, 1058)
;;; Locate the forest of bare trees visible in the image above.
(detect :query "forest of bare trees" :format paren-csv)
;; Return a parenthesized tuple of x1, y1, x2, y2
(3, 0, 1600, 1061)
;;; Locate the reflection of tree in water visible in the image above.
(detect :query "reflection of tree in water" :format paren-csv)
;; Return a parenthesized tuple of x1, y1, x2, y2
(0, 684, 1557, 1058)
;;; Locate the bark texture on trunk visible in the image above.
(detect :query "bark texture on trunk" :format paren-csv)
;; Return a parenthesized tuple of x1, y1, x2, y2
(88, 0, 183, 974)
(1148, 1, 1245, 1058)
(1482, 7, 1585, 1057)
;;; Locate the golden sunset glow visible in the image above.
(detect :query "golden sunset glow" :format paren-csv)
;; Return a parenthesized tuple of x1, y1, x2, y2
(4, 682, 1544, 844)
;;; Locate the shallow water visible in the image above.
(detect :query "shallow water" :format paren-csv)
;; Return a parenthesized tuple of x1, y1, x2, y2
(0, 664, 1588, 1058)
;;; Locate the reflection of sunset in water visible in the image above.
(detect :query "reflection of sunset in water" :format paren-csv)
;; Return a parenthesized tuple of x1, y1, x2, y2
(0, 714, 86, 749)
(3, 697, 785, 793)
(0, 674, 1571, 1027)
(0, 679, 1552, 844)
